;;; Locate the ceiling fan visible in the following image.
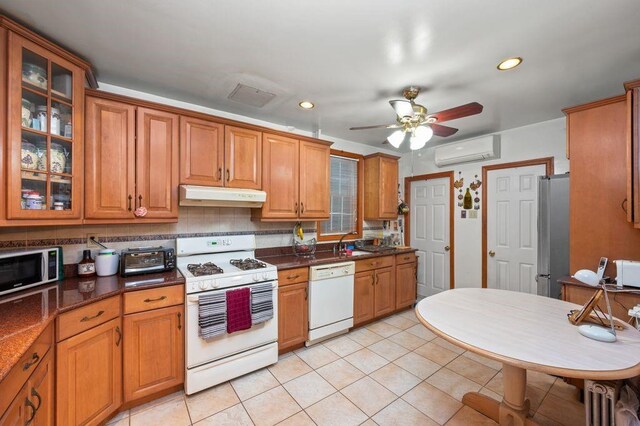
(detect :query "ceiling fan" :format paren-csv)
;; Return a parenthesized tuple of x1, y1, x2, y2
(350, 87, 483, 150)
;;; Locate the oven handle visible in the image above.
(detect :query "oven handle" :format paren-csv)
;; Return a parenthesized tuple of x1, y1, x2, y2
(187, 282, 278, 304)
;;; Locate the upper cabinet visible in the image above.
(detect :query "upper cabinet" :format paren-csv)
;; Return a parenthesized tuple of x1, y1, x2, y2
(180, 116, 224, 186)
(224, 126, 262, 189)
(626, 80, 640, 227)
(6, 33, 85, 222)
(364, 153, 399, 220)
(254, 133, 330, 221)
(85, 94, 179, 222)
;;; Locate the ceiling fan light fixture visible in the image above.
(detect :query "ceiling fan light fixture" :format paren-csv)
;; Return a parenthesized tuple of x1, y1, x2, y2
(497, 57, 523, 71)
(387, 129, 405, 148)
(298, 100, 315, 109)
(410, 125, 433, 150)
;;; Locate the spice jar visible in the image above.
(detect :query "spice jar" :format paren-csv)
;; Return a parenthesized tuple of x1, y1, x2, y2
(78, 250, 96, 277)
(36, 106, 47, 132)
(50, 107, 61, 135)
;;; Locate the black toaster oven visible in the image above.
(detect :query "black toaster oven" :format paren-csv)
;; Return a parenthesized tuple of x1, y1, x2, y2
(120, 247, 175, 277)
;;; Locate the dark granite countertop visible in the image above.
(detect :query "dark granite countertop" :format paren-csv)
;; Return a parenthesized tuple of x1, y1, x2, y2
(258, 247, 418, 270)
(0, 270, 184, 383)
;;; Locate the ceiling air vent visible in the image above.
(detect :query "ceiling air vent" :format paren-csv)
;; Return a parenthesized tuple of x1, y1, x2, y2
(227, 84, 276, 108)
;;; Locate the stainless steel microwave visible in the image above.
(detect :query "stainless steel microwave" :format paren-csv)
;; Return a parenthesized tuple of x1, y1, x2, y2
(0, 247, 62, 296)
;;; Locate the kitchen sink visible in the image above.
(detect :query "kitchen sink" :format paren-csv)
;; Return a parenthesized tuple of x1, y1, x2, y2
(350, 250, 369, 256)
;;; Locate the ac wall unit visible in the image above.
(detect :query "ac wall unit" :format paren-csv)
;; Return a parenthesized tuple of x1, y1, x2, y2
(434, 135, 500, 167)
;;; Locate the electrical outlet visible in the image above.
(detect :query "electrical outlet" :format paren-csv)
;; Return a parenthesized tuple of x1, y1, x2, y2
(86, 234, 101, 248)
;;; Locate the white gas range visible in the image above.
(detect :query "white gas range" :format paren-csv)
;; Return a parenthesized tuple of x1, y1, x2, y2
(176, 235, 278, 395)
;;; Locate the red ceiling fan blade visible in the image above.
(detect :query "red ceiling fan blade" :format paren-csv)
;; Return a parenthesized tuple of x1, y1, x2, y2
(350, 123, 401, 130)
(431, 124, 458, 137)
(429, 102, 483, 123)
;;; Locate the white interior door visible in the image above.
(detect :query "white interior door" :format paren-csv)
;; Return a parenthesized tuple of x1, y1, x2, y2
(487, 164, 546, 293)
(410, 177, 451, 297)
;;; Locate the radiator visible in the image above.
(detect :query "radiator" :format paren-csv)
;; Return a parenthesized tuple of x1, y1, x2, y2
(585, 380, 619, 426)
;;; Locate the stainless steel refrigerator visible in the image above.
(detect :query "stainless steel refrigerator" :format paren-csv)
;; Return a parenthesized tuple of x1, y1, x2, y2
(537, 174, 570, 299)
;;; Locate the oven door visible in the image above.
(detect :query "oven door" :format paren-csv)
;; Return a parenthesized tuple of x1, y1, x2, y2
(0, 252, 45, 295)
(186, 281, 278, 369)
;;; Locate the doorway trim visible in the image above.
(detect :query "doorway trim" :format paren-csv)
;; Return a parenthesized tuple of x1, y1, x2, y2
(481, 157, 554, 288)
(404, 171, 455, 290)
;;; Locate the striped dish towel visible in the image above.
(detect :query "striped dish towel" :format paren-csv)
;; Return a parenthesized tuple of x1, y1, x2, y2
(198, 292, 226, 339)
(251, 283, 274, 325)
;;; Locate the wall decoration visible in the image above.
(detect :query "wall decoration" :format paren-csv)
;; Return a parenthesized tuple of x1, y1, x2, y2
(454, 172, 483, 216)
(461, 210, 467, 219)
(454, 172, 464, 208)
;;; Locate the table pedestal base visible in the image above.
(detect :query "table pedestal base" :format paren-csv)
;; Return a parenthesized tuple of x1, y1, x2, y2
(462, 364, 536, 426)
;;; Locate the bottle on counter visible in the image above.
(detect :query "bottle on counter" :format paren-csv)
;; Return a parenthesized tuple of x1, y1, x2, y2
(78, 249, 96, 277)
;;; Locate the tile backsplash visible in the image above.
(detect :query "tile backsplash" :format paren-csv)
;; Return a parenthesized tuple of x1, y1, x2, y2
(0, 207, 384, 264)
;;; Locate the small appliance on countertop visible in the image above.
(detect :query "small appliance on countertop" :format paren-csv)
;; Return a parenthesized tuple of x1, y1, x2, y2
(120, 246, 175, 277)
(614, 260, 640, 288)
(0, 247, 63, 296)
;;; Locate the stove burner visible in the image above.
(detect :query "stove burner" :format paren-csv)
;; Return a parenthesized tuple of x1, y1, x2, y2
(230, 258, 268, 271)
(187, 262, 224, 277)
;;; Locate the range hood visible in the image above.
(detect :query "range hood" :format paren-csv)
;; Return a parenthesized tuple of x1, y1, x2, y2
(179, 185, 266, 208)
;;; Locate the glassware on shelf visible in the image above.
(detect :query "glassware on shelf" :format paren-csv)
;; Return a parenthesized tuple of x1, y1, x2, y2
(21, 98, 33, 128)
(52, 63, 72, 99)
(51, 180, 72, 210)
(51, 101, 72, 137)
(21, 140, 38, 170)
(50, 141, 68, 174)
(36, 105, 48, 132)
(22, 62, 47, 90)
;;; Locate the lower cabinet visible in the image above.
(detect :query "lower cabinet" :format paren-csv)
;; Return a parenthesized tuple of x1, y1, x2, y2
(396, 261, 418, 309)
(373, 266, 396, 317)
(0, 350, 54, 426)
(57, 317, 122, 426)
(354, 271, 375, 325)
(123, 305, 184, 402)
(278, 281, 308, 352)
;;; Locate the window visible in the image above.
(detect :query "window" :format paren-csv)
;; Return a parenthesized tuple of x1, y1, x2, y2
(317, 150, 363, 241)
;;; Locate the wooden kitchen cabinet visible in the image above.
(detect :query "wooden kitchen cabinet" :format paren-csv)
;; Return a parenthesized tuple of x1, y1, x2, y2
(353, 270, 375, 326)
(373, 266, 395, 317)
(255, 134, 331, 221)
(57, 317, 122, 426)
(625, 80, 640, 227)
(395, 261, 418, 309)
(123, 304, 184, 402)
(278, 280, 308, 352)
(364, 154, 399, 220)
(179, 116, 225, 186)
(85, 94, 178, 222)
(5, 32, 85, 223)
(225, 126, 262, 189)
(0, 350, 54, 426)
(136, 107, 179, 219)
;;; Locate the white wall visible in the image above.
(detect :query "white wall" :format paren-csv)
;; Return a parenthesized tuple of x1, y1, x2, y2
(399, 118, 569, 289)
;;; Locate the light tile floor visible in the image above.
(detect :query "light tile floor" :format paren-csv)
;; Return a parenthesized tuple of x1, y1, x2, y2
(109, 309, 586, 426)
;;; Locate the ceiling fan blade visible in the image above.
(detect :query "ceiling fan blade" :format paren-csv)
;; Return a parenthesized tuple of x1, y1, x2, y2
(429, 102, 483, 123)
(349, 124, 400, 130)
(389, 100, 414, 118)
(431, 124, 459, 137)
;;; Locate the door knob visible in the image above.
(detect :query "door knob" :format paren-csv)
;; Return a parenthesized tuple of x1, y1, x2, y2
(444, 246, 450, 252)
(489, 250, 495, 257)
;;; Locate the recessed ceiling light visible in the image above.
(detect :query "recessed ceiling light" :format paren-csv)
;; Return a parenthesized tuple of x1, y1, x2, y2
(299, 101, 315, 109)
(497, 57, 523, 71)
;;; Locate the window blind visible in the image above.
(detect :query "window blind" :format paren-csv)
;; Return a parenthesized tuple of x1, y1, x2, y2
(321, 155, 358, 235)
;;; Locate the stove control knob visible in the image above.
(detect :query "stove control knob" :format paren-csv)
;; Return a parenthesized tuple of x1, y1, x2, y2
(252, 274, 260, 282)
(198, 281, 208, 290)
(211, 280, 219, 289)
(261, 273, 269, 281)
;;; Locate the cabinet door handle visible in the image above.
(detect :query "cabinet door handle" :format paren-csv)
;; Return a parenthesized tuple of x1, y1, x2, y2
(374, 273, 378, 286)
(138, 194, 143, 208)
(22, 352, 40, 371)
(300, 203, 304, 214)
(24, 397, 36, 425)
(31, 387, 42, 411)
(226, 169, 230, 182)
(294, 202, 298, 214)
(128, 194, 133, 211)
(144, 295, 167, 303)
(287, 274, 300, 280)
(115, 326, 122, 346)
(217, 168, 222, 181)
(177, 312, 182, 330)
(304, 287, 308, 300)
(80, 310, 104, 322)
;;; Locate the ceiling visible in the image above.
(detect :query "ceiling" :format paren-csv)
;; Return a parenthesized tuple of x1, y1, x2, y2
(3, 0, 640, 151)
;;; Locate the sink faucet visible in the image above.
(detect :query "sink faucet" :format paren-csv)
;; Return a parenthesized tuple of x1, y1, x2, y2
(333, 231, 358, 256)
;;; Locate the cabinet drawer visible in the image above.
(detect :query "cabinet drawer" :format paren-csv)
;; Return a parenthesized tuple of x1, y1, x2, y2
(57, 296, 121, 342)
(124, 285, 184, 314)
(0, 322, 53, 415)
(396, 252, 416, 265)
(278, 267, 309, 287)
(355, 256, 394, 273)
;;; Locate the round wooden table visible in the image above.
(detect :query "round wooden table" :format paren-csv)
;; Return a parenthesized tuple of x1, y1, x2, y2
(415, 288, 640, 426)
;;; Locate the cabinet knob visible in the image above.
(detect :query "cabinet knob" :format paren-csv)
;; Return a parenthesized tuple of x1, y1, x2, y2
(128, 195, 133, 211)
(226, 169, 230, 182)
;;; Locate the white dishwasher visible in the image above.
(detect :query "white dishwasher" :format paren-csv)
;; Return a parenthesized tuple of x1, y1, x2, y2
(307, 261, 355, 346)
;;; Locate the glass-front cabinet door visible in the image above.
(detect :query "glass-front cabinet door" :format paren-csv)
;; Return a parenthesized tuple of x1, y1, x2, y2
(7, 33, 83, 220)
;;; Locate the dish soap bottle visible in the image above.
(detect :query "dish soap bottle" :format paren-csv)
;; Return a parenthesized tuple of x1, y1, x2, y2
(463, 188, 473, 210)
(78, 249, 96, 277)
